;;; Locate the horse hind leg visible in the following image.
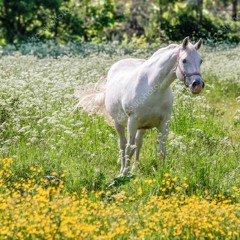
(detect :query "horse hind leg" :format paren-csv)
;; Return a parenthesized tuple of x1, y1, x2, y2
(114, 122, 127, 174)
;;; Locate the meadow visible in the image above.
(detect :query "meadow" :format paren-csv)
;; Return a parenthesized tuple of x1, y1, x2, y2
(0, 42, 240, 239)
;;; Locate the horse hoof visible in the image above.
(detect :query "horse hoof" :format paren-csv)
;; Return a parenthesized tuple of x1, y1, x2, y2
(122, 168, 130, 176)
(158, 151, 166, 161)
(131, 162, 140, 172)
(119, 169, 128, 177)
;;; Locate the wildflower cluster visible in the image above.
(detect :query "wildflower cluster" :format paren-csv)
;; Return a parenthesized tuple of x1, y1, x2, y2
(0, 158, 239, 239)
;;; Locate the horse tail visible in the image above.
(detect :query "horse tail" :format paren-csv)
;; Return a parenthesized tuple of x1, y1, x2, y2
(74, 79, 113, 124)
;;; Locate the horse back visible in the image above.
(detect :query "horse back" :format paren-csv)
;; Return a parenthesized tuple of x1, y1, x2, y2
(107, 58, 145, 82)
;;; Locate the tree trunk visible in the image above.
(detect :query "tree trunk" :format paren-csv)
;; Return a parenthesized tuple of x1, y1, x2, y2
(197, 0, 203, 26)
(232, 0, 238, 21)
(158, 0, 163, 38)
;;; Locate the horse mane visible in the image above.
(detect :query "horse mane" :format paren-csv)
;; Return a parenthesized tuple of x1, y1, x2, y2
(150, 44, 179, 58)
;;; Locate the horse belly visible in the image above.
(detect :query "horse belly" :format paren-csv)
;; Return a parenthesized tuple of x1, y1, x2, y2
(138, 116, 162, 129)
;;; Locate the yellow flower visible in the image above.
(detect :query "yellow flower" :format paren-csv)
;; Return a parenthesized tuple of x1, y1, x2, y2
(30, 166, 36, 172)
(175, 186, 182, 191)
(137, 187, 143, 196)
(1, 158, 239, 240)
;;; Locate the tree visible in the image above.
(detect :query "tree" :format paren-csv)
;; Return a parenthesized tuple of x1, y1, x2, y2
(156, 0, 179, 38)
(197, 0, 204, 26)
(0, 0, 63, 43)
(232, 0, 238, 20)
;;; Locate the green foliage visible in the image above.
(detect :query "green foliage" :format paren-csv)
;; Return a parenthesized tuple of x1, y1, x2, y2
(0, 0, 124, 43)
(162, 9, 217, 41)
(83, 0, 124, 41)
(0, 0, 239, 44)
(0, 0, 62, 43)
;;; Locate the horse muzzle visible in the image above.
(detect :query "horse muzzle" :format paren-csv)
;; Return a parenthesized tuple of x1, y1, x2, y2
(189, 78, 205, 94)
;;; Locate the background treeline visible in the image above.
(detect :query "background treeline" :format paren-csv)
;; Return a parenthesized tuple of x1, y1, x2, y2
(0, 0, 239, 44)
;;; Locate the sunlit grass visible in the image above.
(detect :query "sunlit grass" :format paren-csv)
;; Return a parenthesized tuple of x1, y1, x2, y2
(0, 43, 239, 195)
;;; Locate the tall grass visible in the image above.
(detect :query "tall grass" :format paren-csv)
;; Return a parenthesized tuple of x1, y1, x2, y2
(0, 43, 239, 198)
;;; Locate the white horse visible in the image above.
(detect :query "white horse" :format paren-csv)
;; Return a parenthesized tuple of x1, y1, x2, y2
(76, 37, 204, 175)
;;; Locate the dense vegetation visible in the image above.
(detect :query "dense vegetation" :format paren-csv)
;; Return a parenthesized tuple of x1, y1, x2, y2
(0, 0, 239, 236)
(0, 43, 239, 238)
(0, 0, 239, 44)
(0, 42, 239, 192)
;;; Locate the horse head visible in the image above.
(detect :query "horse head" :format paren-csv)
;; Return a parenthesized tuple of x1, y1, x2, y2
(175, 37, 205, 94)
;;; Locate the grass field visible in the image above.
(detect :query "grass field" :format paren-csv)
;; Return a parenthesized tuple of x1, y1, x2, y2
(0, 43, 240, 239)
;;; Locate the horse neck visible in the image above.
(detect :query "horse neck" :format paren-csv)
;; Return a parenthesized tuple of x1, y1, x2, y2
(143, 45, 179, 92)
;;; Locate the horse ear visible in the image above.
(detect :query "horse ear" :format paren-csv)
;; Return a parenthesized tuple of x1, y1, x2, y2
(182, 36, 189, 49)
(194, 38, 203, 50)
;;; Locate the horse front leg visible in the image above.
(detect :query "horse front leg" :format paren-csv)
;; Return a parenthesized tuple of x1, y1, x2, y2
(114, 122, 127, 174)
(157, 119, 171, 161)
(122, 117, 138, 176)
(131, 129, 145, 172)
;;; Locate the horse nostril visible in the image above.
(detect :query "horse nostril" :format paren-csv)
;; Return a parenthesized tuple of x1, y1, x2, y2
(192, 79, 201, 87)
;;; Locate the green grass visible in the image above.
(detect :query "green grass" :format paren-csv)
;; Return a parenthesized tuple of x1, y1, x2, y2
(0, 43, 239, 200)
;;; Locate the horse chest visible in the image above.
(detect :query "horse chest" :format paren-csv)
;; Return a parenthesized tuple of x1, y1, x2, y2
(122, 87, 173, 129)
(130, 99, 171, 129)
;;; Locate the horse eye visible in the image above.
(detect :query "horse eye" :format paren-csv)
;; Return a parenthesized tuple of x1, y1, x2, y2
(200, 59, 203, 64)
(182, 59, 187, 64)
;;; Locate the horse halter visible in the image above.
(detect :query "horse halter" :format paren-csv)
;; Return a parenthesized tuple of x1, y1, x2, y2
(175, 47, 201, 86)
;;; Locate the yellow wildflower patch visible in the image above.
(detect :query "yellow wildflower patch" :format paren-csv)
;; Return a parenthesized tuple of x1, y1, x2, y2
(0, 158, 239, 239)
